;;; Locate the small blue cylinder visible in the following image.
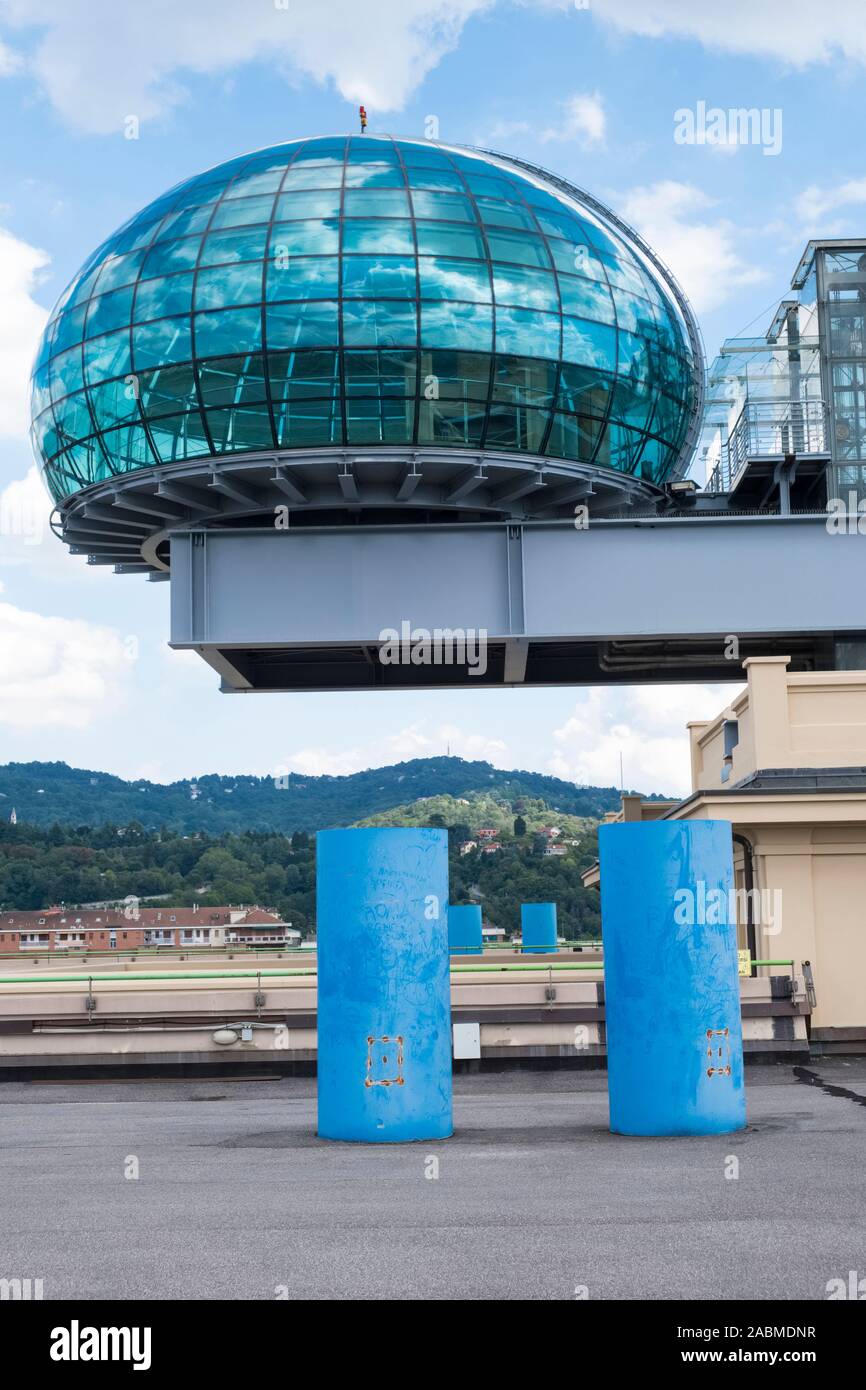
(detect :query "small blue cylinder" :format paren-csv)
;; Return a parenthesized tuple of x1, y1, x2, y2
(599, 821, 746, 1136)
(521, 901, 557, 954)
(448, 903, 483, 955)
(316, 827, 452, 1142)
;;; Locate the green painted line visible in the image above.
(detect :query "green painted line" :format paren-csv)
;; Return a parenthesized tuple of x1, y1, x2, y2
(451, 957, 793, 973)
(451, 962, 603, 972)
(0, 969, 316, 985)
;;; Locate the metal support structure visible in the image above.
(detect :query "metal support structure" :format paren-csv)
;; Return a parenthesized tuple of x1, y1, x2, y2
(169, 513, 866, 691)
(53, 445, 664, 576)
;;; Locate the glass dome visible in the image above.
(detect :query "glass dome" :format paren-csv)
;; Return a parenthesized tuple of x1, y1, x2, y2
(30, 136, 697, 504)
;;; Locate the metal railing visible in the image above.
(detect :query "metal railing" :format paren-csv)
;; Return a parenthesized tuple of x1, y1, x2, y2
(0, 940, 603, 963)
(0, 943, 312, 962)
(705, 398, 828, 493)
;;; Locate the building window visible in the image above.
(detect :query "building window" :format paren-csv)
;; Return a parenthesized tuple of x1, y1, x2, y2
(721, 718, 739, 783)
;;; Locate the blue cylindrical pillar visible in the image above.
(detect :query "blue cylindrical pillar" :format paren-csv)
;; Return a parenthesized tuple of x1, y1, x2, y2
(316, 827, 452, 1142)
(448, 903, 483, 955)
(599, 820, 746, 1136)
(521, 901, 557, 954)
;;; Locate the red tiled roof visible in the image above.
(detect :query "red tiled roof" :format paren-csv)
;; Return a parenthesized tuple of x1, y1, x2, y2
(0, 904, 280, 932)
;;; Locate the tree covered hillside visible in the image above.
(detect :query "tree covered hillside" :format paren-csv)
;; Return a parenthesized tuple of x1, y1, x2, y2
(0, 757, 634, 833)
(0, 788, 603, 938)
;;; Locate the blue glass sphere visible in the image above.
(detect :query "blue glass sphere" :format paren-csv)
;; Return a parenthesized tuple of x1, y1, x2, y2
(30, 136, 697, 504)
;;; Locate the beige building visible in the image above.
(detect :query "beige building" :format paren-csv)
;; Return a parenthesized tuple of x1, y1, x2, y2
(585, 656, 866, 1049)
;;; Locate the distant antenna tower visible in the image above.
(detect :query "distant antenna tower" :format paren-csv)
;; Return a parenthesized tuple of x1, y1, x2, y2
(619, 752, 624, 793)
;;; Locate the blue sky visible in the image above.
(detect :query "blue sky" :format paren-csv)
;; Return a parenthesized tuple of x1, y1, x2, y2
(1, 0, 864, 795)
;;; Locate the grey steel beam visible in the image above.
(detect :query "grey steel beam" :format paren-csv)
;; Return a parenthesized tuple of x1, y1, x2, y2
(337, 463, 359, 501)
(169, 514, 866, 690)
(535, 479, 594, 509)
(157, 480, 214, 512)
(111, 491, 187, 520)
(208, 472, 265, 507)
(505, 525, 526, 635)
(503, 638, 529, 683)
(81, 502, 151, 530)
(490, 469, 545, 506)
(65, 525, 147, 544)
(395, 462, 422, 502)
(271, 467, 308, 504)
(444, 465, 487, 504)
(83, 552, 145, 565)
(194, 646, 255, 691)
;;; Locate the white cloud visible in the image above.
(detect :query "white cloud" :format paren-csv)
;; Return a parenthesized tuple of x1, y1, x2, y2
(0, 598, 134, 727)
(0, 0, 493, 134)
(283, 747, 370, 778)
(795, 177, 866, 234)
(6, 0, 866, 140)
(395, 721, 508, 763)
(0, 465, 49, 549)
(483, 92, 606, 154)
(479, 119, 534, 147)
(279, 720, 508, 779)
(0, 466, 114, 582)
(548, 683, 738, 798)
(0, 226, 49, 437)
(619, 181, 765, 313)
(0, 37, 21, 74)
(541, 91, 606, 148)
(581, 0, 866, 68)
(706, 132, 743, 159)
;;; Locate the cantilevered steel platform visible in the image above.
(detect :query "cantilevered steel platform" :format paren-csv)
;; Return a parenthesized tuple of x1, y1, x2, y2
(168, 511, 866, 691)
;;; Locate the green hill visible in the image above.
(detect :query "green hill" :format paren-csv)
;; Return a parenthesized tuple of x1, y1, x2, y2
(0, 757, 637, 834)
(357, 789, 594, 840)
(0, 757, 662, 935)
(361, 791, 604, 938)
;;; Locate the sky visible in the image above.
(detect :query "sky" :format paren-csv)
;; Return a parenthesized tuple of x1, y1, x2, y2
(1, 0, 864, 796)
